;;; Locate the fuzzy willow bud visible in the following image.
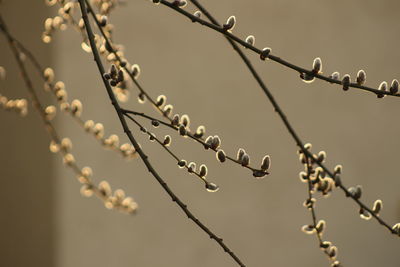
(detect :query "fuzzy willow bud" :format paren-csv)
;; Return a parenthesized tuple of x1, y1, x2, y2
(312, 57, 322, 74)
(356, 70, 366, 85)
(342, 74, 351, 91)
(223, 16, 236, 31)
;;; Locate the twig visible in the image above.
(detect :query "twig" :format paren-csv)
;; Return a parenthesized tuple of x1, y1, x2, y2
(303, 153, 341, 267)
(123, 112, 220, 191)
(76, 1, 246, 266)
(159, 0, 400, 98)
(0, 14, 137, 215)
(172, 0, 397, 235)
(82, 0, 269, 178)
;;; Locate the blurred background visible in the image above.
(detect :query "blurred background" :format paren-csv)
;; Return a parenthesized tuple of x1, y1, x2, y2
(1, 0, 400, 266)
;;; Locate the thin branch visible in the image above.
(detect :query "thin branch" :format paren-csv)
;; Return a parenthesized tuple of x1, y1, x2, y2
(10, 34, 135, 159)
(76, 1, 247, 266)
(174, 0, 398, 235)
(0, 14, 137, 215)
(160, 0, 399, 98)
(82, 0, 269, 178)
(121, 108, 269, 176)
(303, 153, 341, 266)
(123, 112, 220, 191)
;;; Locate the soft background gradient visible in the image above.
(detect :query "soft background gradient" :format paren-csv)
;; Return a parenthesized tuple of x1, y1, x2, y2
(1, 0, 400, 266)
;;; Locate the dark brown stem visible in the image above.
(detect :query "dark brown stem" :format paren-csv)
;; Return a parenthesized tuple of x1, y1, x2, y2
(162, 0, 399, 98)
(183, 0, 397, 236)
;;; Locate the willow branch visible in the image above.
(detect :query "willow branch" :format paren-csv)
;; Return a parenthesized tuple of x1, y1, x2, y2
(77, 1, 246, 266)
(160, 0, 399, 98)
(171, 0, 397, 235)
(0, 14, 136, 214)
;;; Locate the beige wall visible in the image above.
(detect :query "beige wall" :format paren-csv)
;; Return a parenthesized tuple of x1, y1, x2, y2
(0, 1, 54, 267)
(2, 1, 400, 267)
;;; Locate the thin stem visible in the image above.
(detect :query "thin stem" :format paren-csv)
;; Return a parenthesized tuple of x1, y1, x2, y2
(82, 0, 268, 177)
(160, 0, 399, 98)
(0, 14, 135, 214)
(76, 1, 246, 266)
(123, 112, 217, 188)
(176, 0, 397, 236)
(304, 154, 340, 265)
(121, 108, 268, 175)
(9, 33, 131, 159)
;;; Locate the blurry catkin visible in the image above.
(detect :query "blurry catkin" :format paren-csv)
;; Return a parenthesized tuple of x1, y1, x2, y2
(61, 137, 72, 151)
(216, 149, 226, 163)
(71, 99, 83, 117)
(84, 120, 95, 132)
(342, 74, 350, 91)
(56, 89, 67, 102)
(223, 16, 236, 31)
(80, 184, 94, 197)
(45, 105, 57, 120)
(63, 153, 75, 166)
(81, 42, 91, 53)
(54, 81, 65, 91)
(93, 123, 105, 138)
(245, 35, 255, 46)
(59, 102, 69, 113)
(43, 67, 54, 82)
(49, 140, 60, 153)
(99, 181, 112, 197)
(356, 70, 366, 85)
(81, 166, 93, 179)
(390, 79, 399, 94)
(105, 134, 119, 147)
(0, 66, 5, 80)
(312, 57, 322, 74)
(100, 15, 108, 27)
